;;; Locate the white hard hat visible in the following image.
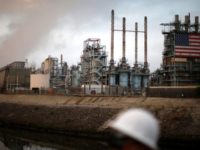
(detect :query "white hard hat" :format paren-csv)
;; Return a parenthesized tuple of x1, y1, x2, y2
(108, 108, 160, 150)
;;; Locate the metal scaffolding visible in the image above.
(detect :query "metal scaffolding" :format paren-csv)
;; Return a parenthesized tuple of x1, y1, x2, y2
(157, 14, 200, 86)
(41, 56, 68, 90)
(80, 38, 107, 86)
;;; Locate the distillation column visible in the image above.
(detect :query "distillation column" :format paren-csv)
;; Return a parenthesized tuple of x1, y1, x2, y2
(195, 16, 199, 33)
(142, 16, 149, 89)
(119, 17, 129, 88)
(122, 17, 126, 62)
(144, 16, 148, 68)
(110, 10, 114, 65)
(109, 9, 117, 86)
(131, 22, 142, 92)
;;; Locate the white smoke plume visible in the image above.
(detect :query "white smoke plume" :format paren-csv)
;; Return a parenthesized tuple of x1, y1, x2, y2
(0, 0, 199, 71)
(0, 0, 120, 67)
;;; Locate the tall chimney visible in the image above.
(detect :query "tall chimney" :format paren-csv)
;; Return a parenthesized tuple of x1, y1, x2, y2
(110, 10, 114, 64)
(122, 17, 126, 62)
(144, 16, 148, 68)
(61, 54, 63, 74)
(61, 54, 63, 66)
(175, 15, 180, 31)
(195, 16, 199, 33)
(135, 22, 138, 67)
(188, 12, 191, 24)
(185, 15, 189, 32)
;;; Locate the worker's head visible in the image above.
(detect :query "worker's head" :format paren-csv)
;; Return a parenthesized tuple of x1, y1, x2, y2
(107, 108, 160, 150)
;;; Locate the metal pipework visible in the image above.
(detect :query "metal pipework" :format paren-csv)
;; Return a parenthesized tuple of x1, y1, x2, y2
(111, 10, 114, 63)
(135, 22, 138, 66)
(195, 16, 199, 33)
(122, 17, 126, 60)
(144, 16, 148, 68)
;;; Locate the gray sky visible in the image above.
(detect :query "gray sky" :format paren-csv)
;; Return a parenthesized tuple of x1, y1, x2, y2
(0, 0, 199, 71)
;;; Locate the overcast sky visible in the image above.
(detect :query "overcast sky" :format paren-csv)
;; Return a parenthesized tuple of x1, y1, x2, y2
(0, 0, 199, 71)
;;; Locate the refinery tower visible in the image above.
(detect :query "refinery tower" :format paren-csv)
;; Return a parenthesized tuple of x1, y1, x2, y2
(159, 14, 200, 86)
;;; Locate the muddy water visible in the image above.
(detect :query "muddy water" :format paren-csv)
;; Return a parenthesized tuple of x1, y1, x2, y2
(0, 127, 108, 150)
(0, 127, 198, 150)
(0, 136, 106, 150)
(0, 141, 57, 150)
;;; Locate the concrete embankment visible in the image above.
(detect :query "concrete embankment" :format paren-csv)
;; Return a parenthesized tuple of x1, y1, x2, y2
(0, 94, 199, 144)
(147, 86, 200, 98)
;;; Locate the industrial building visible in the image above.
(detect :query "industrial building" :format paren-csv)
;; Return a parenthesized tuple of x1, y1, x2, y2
(65, 10, 150, 95)
(78, 38, 107, 94)
(151, 14, 200, 86)
(106, 10, 149, 95)
(0, 10, 151, 96)
(65, 65, 81, 95)
(0, 61, 31, 92)
(30, 55, 69, 93)
(30, 74, 50, 92)
(80, 38, 107, 85)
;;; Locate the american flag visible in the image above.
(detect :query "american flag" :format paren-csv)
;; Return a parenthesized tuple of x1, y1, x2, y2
(175, 33, 200, 58)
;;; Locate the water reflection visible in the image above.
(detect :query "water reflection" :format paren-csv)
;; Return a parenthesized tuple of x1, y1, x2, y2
(0, 127, 107, 150)
(0, 134, 59, 150)
(0, 141, 57, 150)
(24, 145, 57, 150)
(0, 126, 198, 150)
(0, 141, 9, 150)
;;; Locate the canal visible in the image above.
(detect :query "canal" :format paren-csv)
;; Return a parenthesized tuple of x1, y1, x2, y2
(0, 126, 198, 150)
(0, 127, 108, 150)
(0, 95, 199, 150)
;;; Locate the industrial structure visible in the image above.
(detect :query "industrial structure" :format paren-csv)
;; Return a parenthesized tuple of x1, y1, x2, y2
(76, 10, 150, 95)
(107, 10, 149, 95)
(0, 61, 31, 92)
(31, 55, 69, 93)
(65, 65, 81, 95)
(80, 38, 107, 86)
(0, 10, 151, 96)
(151, 14, 200, 86)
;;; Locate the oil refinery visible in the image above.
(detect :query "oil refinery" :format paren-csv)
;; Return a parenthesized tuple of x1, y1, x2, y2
(151, 14, 200, 86)
(0, 10, 199, 96)
(0, 8, 200, 150)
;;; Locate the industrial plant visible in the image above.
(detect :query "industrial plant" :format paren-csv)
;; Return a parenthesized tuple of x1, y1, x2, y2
(151, 14, 200, 86)
(0, 10, 200, 95)
(0, 61, 31, 92)
(30, 55, 69, 94)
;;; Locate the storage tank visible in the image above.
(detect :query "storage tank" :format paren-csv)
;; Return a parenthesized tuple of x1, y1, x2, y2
(119, 72, 129, 87)
(131, 74, 142, 91)
(142, 75, 149, 89)
(109, 74, 116, 86)
(71, 66, 80, 87)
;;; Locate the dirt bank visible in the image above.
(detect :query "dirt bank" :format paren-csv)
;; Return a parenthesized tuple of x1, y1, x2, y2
(0, 94, 199, 142)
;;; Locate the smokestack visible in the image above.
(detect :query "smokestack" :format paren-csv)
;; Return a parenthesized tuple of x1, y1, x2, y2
(61, 54, 63, 66)
(122, 17, 126, 61)
(110, 9, 114, 64)
(185, 15, 189, 32)
(188, 12, 191, 24)
(175, 14, 180, 31)
(195, 16, 199, 33)
(175, 15, 179, 23)
(144, 16, 148, 68)
(135, 22, 138, 67)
